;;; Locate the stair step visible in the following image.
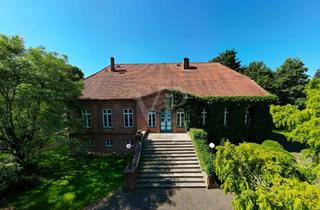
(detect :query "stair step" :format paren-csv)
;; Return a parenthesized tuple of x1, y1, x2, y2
(136, 177, 205, 183)
(140, 164, 201, 169)
(144, 148, 195, 152)
(143, 151, 196, 154)
(139, 168, 202, 173)
(147, 139, 191, 142)
(146, 141, 193, 145)
(141, 160, 199, 165)
(141, 154, 197, 158)
(142, 157, 197, 161)
(138, 173, 203, 178)
(144, 145, 194, 148)
(136, 182, 206, 188)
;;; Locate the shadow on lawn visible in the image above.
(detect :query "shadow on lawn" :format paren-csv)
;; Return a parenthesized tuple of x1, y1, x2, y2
(0, 147, 132, 210)
(86, 188, 176, 210)
(267, 131, 305, 152)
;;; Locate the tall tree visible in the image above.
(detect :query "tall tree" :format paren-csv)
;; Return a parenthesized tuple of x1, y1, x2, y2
(315, 69, 320, 78)
(243, 61, 275, 92)
(273, 58, 309, 107)
(209, 49, 242, 72)
(0, 34, 83, 170)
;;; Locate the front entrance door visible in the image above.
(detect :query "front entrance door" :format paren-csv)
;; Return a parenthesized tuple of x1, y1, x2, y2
(160, 111, 172, 132)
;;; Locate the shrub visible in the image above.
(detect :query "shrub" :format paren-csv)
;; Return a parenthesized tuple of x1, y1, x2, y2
(190, 128, 208, 140)
(189, 128, 213, 174)
(214, 141, 319, 209)
(0, 154, 22, 196)
(261, 140, 284, 150)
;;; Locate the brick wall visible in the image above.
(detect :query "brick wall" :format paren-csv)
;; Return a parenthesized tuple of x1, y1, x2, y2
(81, 91, 186, 153)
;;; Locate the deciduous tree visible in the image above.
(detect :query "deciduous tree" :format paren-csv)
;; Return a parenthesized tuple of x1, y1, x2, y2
(271, 78, 320, 164)
(315, 69, 320, 78)
(0, 34, 83, 171)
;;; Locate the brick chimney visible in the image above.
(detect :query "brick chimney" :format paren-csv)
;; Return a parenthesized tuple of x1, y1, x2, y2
(110, 57, 115, 71)
(183, 58, 189, 70)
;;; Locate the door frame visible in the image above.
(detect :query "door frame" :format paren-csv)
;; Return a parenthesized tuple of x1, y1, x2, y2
(160, 111, 172, 133)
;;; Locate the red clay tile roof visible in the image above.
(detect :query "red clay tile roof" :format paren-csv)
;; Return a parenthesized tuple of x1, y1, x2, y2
(80, 62, 269, 100)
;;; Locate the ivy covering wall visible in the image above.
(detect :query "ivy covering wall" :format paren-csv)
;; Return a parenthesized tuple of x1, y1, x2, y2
(169, 90, 277, 145)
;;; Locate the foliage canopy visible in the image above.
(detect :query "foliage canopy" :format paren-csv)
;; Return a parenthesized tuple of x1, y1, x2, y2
(0, 34, 83, 170)
(271, 78, 320, 163)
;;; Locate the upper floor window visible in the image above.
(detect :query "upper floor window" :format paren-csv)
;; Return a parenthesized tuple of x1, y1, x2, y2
(105, 139, 113, 147)
(82, 110, 92, 128)
(102, 109, 112, 128)
(148, 110, 156, 127)
(176, 110, 185, 127)
(123, 109, 134, 128)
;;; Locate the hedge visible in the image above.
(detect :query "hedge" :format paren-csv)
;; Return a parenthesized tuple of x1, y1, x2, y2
(169, 90, 277, 145)
(189, 128, 214, 175)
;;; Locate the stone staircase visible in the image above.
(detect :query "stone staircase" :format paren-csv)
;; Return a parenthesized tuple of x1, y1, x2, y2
(136, 133, 206, 188)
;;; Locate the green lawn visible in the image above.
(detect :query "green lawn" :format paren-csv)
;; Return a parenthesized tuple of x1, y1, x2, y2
(0, 146, 131, 210)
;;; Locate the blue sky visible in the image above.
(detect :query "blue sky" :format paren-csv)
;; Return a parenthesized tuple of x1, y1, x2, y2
(1, 0, 319, 77)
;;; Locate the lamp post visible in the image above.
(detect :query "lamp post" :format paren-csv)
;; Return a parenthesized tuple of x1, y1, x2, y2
(209, 142, 215, 154)
(126, 143, 132, 150)
(208, 142, 216, 188)
(126, 143, 132, 168)
(208, 142, 215, 170)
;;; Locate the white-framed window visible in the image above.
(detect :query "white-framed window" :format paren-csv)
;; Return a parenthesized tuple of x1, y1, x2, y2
(102, 109, 112, 128)
(82, 110, 92, 128)
(176, 110, 185, 127)
(105, 139, 113, 147)
(126, 139, 134, 147)
(123, 109, 134, 128)
(148, 110, 156, 127)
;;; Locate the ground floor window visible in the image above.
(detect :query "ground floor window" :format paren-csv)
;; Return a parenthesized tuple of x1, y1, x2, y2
(105, 139, 113, 147)
(126, 139, 134, 147)
(176, 110, 185, 127)
(148, 110, 156, 127)
(87, 138, 94, 146)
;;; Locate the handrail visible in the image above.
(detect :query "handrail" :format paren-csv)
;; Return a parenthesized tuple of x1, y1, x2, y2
(130, 131, 148, 169)
(123, 130, 148, 189)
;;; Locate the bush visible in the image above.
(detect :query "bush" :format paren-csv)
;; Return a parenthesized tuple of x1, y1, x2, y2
(189, 128, 214, 174)
(214, 141, 319, 209)
(261, 140, 284, 150)
(0, 154, 22, 196)
(190, 128, 208, 140)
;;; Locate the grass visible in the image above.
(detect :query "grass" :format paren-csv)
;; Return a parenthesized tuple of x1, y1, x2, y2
(0, 146, 131, 210)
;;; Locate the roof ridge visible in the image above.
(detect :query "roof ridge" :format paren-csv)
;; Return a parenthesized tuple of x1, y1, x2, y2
(106, 61, 219, 65)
